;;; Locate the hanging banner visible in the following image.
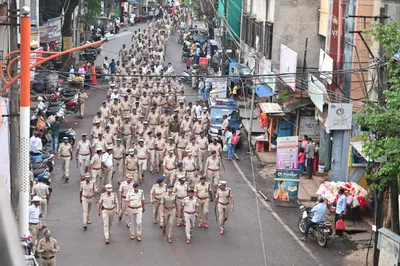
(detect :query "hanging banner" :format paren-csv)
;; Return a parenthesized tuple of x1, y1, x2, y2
(40, 17, 61, 43)
(30, 47, 43, 81)
(279, 44, 297, 91)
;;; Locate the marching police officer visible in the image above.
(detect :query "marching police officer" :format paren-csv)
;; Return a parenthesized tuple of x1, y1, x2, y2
(150, 177, 166, 224)
(125, 182, 145, 241)
(98, 184, 119, 244)
(214, 181, 234, 235)
(160, 184, 178, 243)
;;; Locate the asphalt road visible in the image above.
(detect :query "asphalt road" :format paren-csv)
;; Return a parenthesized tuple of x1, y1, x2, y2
(41, 23, 351, 266)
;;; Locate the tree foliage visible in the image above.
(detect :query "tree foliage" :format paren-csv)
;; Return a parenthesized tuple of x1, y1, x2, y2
(81, 0, 103, 25)
(356, 22, 400, 189)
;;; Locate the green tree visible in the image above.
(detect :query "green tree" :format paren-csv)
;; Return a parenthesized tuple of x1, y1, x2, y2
(357, 21, 400, 234)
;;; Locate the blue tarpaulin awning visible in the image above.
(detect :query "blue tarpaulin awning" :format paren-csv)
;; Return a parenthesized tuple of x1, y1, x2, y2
(255, 85, 273, 97)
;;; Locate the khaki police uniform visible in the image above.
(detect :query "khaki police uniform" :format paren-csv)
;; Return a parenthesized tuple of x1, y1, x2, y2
(164, 142, 176, 156)
(90, 154, 102, 193)
(161, 192, 178, 238)
(92, 138, 106, 153)
(173, 181, 188, 225)
(91, 126, 103, 142)
(155, 137, 166, 172)
(180, 119, 192, 138)
(119, 180, 133, 224)
(134, 144, 147, 180)
(80, 181, 96, 224)
(37, 237, 60, 266)
(169, 120, 180, 143)
(205, 156, 222, 190)
(120, 122, 133, 151)
(163, 155, 176, 184)
(148, 112, 159, 133)
(176, 136, 187, 161)
(102, 152, 113, 186)
(77, 140, 91, 177)
(103, 131, 115, 147)
(145, 137, 156, 173)
(99, 106, 110, 119)
(182, 196, 198, 240)
(216, 187, 233, 230)
(99, 192, 118, 240)
(58, 142, 72, 178)
(187, 142, 200, 168)
(195, 182, 211, 224)
(120, 99, 131, 117)
(183, 155, 197, 181)
(125, 189, 144, 237)
(113, 144, 125, 183)
(79, 91, 88, 117)
(108, 122, 119, 137)
(208, 142, 222, 158)
(196, 137, 208, 171)
(189, 173, 201, 190)
(31, 183, 49, 227)
(125, 155, 139, 182)
(150, 183, 166, 221)
(155, 125, 168, 140)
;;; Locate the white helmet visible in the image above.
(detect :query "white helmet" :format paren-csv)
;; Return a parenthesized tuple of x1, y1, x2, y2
(37, 96, 43, 101)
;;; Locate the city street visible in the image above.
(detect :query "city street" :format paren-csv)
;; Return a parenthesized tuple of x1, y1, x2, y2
(41, 24, 350, 266)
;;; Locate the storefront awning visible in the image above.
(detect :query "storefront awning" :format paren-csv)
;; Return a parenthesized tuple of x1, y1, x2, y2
(259, 103, 284, 114)
(255, 85, 273, 97)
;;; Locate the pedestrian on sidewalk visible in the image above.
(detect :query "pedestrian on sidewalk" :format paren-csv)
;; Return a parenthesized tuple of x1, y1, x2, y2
(31, 177, 50, 230)
(334, 187, 346, 236)
(298, 147, 305, 174)
(305, 137, 315, 179)
(28, 196, 41, 255)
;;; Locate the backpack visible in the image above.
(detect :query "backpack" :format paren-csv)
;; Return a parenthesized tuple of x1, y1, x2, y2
(231, 134, 239, 145)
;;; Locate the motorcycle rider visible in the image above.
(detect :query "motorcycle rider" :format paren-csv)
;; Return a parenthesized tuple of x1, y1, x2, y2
(300, 197, 327, 242)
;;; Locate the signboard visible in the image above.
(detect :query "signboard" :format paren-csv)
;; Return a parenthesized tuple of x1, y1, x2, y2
(273, 169, 301, 201)
(299, 116, 319, 140)
(378, 233, 400, 266)
(319, 49, 333, 85)
(261, 58, 275, 92)
(276, 136, 299, 169)
(279, 44, 297, 91)
(0, 97, 10, 195)
(308, 74, 330, 113)
(205, 77, 228, 98)
(30, 47, 43, 81)
(40, 17, 61, 43)
(199, 57, 209, 65)
(325, 103, 353, 132)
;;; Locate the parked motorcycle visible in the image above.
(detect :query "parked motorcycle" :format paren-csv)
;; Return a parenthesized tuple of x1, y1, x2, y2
(59, 128, 76, 146)
(181, 50, 193, 63)
(31, 152, 54, 173)
(298, 205, 332, 247)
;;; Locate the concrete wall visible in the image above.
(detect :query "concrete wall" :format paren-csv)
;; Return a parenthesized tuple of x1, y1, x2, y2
(271, 0, 325, 70)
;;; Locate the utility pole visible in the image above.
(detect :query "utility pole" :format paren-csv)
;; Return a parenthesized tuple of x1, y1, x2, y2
(220, 0, 227, 75)
(9, 0, 20, 216)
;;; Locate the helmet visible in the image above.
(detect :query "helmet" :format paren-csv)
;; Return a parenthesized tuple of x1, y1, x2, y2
(37, 96, 43, 101)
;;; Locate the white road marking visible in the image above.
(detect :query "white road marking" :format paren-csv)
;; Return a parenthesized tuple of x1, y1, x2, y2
(232, 160, 323, 266)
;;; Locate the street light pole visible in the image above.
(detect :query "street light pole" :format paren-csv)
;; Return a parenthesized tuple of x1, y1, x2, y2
(18, 6, 31, 238)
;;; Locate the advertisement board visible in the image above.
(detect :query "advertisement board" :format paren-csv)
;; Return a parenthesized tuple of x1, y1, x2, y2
(40, 17, 61, 43)
(30, 47, 43, 81)
(273, 169, 301, 201)
(279, 44, 297, 91)
(276, 136, 299, 170)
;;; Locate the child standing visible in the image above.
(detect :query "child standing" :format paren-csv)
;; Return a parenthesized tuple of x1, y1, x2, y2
(298, 147, 305, 174)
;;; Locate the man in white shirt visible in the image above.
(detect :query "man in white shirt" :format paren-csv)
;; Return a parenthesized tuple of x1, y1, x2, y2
(30, 131, 43, 155)
(102, 146, 114, 186)
(194, 101, 202, 118)
(29, 196, 42, 254)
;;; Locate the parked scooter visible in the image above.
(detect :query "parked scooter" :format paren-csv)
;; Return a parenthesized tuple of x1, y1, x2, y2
(298, 205, 332, 247)
(31, 152, 54, 172)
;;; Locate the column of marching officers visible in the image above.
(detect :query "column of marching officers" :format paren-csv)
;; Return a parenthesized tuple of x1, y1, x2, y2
(74, 11, 234, 245)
